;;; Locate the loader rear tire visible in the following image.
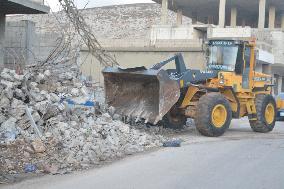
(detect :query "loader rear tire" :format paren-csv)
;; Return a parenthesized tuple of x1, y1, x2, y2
(249, 94, 276, 133)
(163, 107, 186, 130)
(195, 93, 232, 137)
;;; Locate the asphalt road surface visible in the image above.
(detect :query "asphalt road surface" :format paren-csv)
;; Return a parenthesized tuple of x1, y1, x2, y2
(3, 119, 284, 189)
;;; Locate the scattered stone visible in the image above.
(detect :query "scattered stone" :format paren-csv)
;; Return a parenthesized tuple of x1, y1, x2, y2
(1, 80, 14, 88)
(0, 117, 17, 133)
(71, 88, 80, 96)
(0, 114, 6, 124)
(5, 159, 14, 170)
(43, 164, 59, 175)
(44, 70, 51, 77)
(50, 93, 60, 102)
(24, 146, 35, 154)
(31, 139, 46, 153)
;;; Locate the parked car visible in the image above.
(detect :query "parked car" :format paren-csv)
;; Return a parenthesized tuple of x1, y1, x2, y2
(277, 93, 284, 121)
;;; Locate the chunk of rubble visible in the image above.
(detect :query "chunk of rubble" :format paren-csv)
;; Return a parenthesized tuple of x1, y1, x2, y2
(31, 139, 46, 153)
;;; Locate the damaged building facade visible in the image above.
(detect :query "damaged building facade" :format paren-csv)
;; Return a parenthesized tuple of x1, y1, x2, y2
(77, 1, 284, 96)
(151, 0, 284, 95)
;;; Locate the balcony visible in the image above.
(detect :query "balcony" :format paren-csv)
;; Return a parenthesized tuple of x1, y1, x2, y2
(30, 0, 45, 5)
(0, 0, 50, 14)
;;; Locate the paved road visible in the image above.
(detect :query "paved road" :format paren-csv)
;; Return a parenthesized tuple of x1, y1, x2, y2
(3, 119, 284, 189)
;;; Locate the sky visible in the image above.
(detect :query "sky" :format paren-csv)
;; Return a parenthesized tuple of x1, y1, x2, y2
(45, 0, 154, 12)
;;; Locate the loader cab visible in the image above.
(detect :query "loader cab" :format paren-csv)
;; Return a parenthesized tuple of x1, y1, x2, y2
(206, 40, 254, 89)
(207, 40, 241, 72)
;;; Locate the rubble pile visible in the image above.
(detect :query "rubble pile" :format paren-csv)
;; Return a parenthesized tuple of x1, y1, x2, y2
(0, 64, 166, 177)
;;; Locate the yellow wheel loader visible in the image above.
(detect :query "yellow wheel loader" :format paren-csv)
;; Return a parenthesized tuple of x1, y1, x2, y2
(103, 39, 282, 137)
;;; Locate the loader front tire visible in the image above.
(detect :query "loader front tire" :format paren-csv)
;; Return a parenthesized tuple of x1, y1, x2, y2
(249, 94, 276, 133)
(195, 93, 232, 137)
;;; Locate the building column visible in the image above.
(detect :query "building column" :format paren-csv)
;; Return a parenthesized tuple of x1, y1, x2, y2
(281, 13, 284, 30)
(230, 7, 237, 27)
(161, 0, 168, 24)
(191, 12, 198, 24)
(268, 6, 276, 29)
(218, 0, 226, 27)
(282, 77, 284, 92)
(258, 0, 266, 29)
(207, 16, 214, 24)
(177, 9, 183, 26)
(242, 19, 246, 27)
(274, 74, 279, 96)
(24, 20, 36, 66)
(278, 76, 283, 94)
(0, 14, 5, 69)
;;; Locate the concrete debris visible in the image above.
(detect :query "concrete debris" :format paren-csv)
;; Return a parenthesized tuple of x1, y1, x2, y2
(163, 139, 182, 147)
(0, 63, 169, 179)
(0, 117, 18, 142)
(43, 164, 59, 175)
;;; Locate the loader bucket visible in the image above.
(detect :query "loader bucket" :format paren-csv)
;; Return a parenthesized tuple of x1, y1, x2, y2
(102, 67, 180, 124)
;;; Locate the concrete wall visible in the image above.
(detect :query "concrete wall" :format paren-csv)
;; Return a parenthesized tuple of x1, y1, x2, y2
(0, 14, 5, 69)
(4, 20, 36, 69)
(271, 30, 284, 64)
(33, 32, 61, 61)
(150, 25, 194, 42)
(4, 20, 61, 69)
(80, 50, 206, 85)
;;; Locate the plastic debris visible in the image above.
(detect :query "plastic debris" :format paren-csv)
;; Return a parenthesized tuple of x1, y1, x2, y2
(163, 139, 182, 147)
(24, 164, 37, 173)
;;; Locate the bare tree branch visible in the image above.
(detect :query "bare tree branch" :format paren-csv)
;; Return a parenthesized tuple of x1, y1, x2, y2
(58, 0, 119, 67)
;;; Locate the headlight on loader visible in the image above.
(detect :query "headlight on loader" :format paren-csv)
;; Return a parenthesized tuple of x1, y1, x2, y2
(219, 73, 225, 85)
(219, 79, 225, 85)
